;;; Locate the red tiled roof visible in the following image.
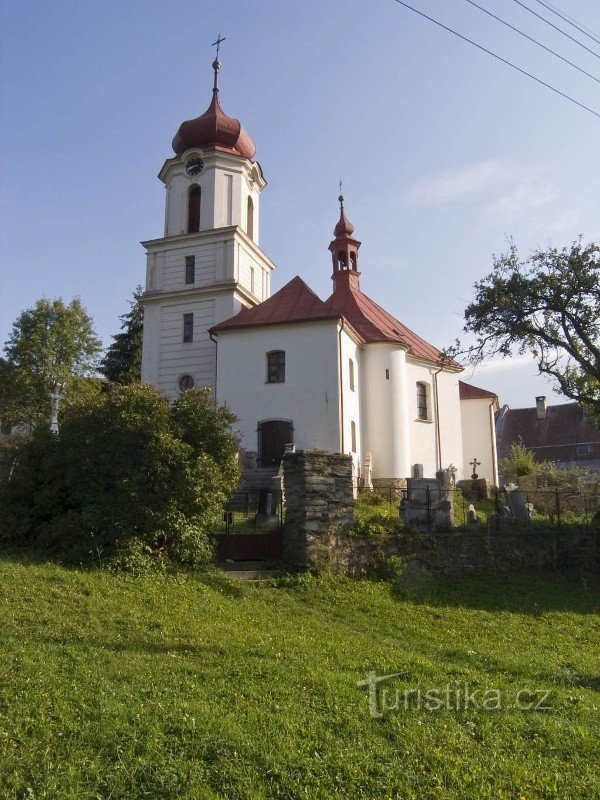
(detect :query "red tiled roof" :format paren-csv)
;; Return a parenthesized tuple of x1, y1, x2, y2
(459, 380, 497, 400)
(325, 274, 462, 368)
(497, 403, 600, 464)
(210, 276, 341, 333)
(211, 273, 462, 369)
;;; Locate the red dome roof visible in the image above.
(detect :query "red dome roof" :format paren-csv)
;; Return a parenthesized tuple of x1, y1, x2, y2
(333, 195, 355, 238)
(172, 62, 255, 160)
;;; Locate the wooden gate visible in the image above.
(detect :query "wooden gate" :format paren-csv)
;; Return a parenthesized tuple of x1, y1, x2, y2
(212, 489, 284, 562)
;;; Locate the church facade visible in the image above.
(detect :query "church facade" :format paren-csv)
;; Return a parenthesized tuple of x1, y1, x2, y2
(140, 56, 498, 486)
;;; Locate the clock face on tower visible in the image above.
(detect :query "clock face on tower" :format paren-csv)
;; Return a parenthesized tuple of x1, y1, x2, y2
(185, 157, 204, 176)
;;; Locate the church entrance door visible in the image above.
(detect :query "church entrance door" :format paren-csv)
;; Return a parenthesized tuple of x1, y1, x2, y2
(258, 420, 293, 467)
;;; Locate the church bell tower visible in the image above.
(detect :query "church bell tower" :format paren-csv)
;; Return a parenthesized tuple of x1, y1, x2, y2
(140, 47, 275, 396)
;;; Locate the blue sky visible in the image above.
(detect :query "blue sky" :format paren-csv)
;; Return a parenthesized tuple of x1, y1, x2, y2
(1, 0, 598, 409)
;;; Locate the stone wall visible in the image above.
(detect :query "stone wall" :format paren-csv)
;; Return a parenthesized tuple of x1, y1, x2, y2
(280, 451, 599, 575)
(282, 451, 354, 569)
(325, 527, 599, 576)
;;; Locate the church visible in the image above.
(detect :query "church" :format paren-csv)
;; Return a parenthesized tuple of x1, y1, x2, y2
(140, 54, 499, 488)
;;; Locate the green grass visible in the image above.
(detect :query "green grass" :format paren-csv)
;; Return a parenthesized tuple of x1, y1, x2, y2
(0, 551, 599, 799)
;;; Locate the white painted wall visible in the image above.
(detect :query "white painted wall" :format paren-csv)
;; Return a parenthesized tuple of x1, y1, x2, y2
(402, 361, 464, 479)
(339, 328, 363, 474)
(460, 397, 498, 485)
(435, 368, 465, 479)
(161, 150, 264, 242)
(215, 321, 341, 455)
(362, 343, 411, 480)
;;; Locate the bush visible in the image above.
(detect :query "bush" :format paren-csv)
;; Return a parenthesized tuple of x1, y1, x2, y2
(0, 385, 239, 568)
(500, 440, 548, 483)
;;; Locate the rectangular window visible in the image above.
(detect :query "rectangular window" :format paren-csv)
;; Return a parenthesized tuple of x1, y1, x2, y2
(250, 266, 255, 295)
(185, 255, 195, 285)
(349, 358, 355, 391)
(385, 369, 390, 380)
(183, 313, 194, 343)
(351, 420, 357, 453)
(416, 382, 428, 420)
(267, 350, 285, 383)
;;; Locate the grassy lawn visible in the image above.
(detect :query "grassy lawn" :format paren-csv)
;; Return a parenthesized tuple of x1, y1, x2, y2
(0, 552, 599, 799)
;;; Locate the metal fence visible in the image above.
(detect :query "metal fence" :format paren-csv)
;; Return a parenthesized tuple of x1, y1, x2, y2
(216, 489, 284, 535)
(359, 484, 599, 532)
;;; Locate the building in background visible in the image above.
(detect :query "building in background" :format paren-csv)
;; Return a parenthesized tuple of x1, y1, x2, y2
(496, 396, 600, 475)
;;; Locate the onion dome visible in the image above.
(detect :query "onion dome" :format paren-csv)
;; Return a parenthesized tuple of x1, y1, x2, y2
(172, 58, 256, 160)
(333, 195, 355, 238)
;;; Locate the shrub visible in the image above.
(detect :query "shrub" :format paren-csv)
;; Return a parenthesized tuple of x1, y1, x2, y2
(0, 385, 239, 568)
(500, 440, 548, 483)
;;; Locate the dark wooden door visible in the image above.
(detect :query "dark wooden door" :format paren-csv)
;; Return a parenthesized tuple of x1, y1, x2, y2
(259, 420, 292, 467)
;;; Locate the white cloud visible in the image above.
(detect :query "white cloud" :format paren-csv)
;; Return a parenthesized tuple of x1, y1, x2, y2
(403, 159, 559, 220)
(467, 354, 534, 375)
(403, 160, 506, 204)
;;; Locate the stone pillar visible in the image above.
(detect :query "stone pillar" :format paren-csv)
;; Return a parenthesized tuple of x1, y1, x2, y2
(282, 451, 354, 569)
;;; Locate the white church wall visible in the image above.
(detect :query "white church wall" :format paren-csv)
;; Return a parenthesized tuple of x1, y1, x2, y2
(140, 303, 161, 385)
(363, 344, 411, 480)
(339, 328, 363, 475)
(405, 360, 438, 477)
(460, 397, 498, 485)
(237, 239, 268, 302)
(162, 242, 217, 292)
(436, 368, 465, 478)
(404, 361, 464, 479)
(215, 321, 341, 456)
(157, 297, 216, 396)
(162, 151, 262, 238)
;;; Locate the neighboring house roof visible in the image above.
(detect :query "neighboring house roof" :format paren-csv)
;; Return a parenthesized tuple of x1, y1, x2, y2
(210, 276, 341, 333)
(211, 274, 461, 368)
(459, 381, 497, 400)
(497, 402, 600, 465)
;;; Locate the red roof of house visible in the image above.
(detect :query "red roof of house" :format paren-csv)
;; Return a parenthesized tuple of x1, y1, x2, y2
(211, 273, 462, 367)
(497, 403, 600, 464)
(459, 380, 497, 400)
(210, 276, 341, 333)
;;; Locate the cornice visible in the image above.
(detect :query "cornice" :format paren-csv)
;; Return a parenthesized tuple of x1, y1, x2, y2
(141, 280, 261, 307)
(141, 225, 276, 271)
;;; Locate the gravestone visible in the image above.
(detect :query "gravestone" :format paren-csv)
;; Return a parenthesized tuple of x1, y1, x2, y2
(400, 468, 455, 531)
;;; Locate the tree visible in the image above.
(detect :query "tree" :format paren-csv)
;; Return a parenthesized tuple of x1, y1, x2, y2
(2, 298, 102, 429)
(0, 384, 240, 569)
(99, 287, 144, 384)
(456, 240, 599, 422)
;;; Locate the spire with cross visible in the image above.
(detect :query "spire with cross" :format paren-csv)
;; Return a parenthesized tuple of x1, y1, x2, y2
(211, 33, 226, 90)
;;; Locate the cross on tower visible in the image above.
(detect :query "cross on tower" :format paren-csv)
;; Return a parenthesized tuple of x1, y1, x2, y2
(211, 33, 226, 59)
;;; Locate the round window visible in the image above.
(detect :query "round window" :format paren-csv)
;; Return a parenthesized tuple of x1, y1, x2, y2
(179, 374, 195, 391)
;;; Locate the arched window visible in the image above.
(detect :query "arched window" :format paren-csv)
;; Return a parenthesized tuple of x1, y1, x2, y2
(338, 251, 347, 270)
(188, 185, 201, 233)
(416, 382, 428, 420)
(266, 351, 285, 383)
(351, 420, 357, 453)
(350, 251, 357, 270)
(247, 196, 254, 240)
(348, 358, 355, 391)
